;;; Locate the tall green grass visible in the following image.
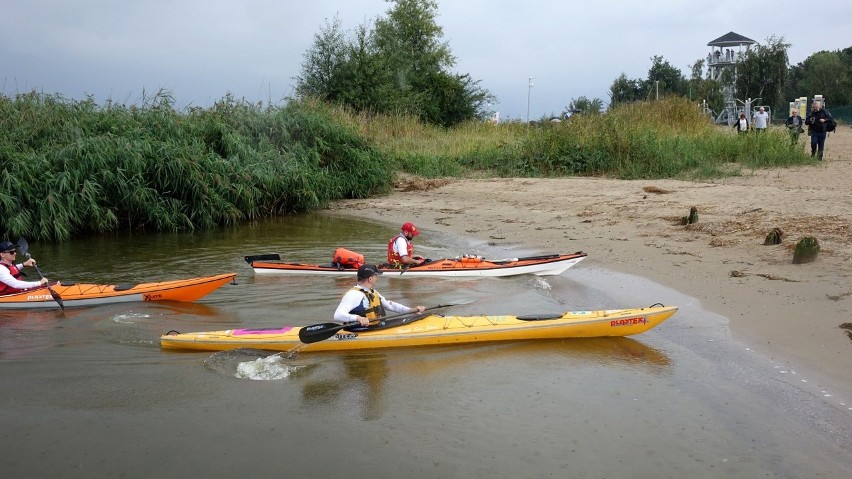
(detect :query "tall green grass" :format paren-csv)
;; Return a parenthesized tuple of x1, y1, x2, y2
(0, 92, 393, 241)
(347, 97, 811, 179)
(0, 93, 813, 241)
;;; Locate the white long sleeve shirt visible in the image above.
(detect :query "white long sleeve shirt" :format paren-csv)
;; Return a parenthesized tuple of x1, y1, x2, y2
(333, 286, 413, 324)
(0, 263, 42, 290)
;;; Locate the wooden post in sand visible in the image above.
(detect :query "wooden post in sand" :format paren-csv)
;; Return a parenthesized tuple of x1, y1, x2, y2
(681, 206, 699, 225)
(792, 236, 820, 264)
(763, 228, 783, 245)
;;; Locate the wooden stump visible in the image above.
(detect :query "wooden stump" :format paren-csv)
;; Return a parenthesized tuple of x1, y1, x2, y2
(681, 206, 698, 225)
(763, 227, 783, 245)
(792, 236, 820, 264)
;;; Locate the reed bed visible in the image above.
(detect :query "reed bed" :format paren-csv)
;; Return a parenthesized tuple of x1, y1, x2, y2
(1, 92, 392, 241)
(1, 93, 813, 241)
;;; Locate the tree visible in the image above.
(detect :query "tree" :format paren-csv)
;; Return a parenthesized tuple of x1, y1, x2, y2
(565, 96, 604, 115)
(688, 58, 724, 112)
(294, 17, 349, 103)
(787, 50, 852, 106)
(644, 55, 687, 98)
(608, 73, 644, 107)
(294, 0, 493, 126)
(735, 36, 790, 112)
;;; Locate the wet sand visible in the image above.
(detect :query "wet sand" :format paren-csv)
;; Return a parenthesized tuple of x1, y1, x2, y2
(331, 126, 852, 403)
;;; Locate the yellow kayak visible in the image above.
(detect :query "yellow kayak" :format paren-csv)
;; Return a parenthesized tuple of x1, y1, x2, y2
(160, 304, 677, 353)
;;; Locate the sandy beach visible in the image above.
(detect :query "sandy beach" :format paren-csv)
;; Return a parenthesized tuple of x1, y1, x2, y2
(332, 126, 852, 401)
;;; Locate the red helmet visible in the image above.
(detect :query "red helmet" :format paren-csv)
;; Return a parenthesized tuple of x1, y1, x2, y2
(401, 222, 420, 237)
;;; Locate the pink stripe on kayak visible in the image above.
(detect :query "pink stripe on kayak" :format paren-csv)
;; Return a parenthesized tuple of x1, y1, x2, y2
(232, 327, 294, 335)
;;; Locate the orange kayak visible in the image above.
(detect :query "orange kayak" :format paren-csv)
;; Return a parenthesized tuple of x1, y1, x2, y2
(245, 252, 587, 277)
(0, 273, 236, 310)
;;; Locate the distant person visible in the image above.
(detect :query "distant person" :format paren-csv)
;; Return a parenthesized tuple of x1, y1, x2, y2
(333, 264, 425, 327)
(805, 101, 833, 160)
(0, 240, 51, 295)
(752, 107, 769, 132)
(387, 222, 425, 268)
(785, 109, 804, 147)
(733, 112, 749, 134)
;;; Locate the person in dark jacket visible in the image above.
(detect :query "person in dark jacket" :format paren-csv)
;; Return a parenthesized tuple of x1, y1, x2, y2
(785, 109, 804, 147)
(805, 101, 833, 160)
(733, 112, 749, 133)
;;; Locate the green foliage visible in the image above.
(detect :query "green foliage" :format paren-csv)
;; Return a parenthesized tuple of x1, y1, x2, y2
(735, 36, 790, 112)
(0, 92, 818, 242)
(609, 73, 645, 106)
(645, 55, 688, 97)
(565, 96, 604, 116)
(384, 97, 812, 180)
(295, 0, 494, 127)
(0, 92, 392, 241)
(787, 49, 852, 106)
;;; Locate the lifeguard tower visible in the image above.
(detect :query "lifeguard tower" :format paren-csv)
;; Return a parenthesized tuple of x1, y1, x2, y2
(706, 31, 756, 125)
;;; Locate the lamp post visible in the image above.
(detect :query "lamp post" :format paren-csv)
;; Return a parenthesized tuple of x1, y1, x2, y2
(527, 77, 534, 123)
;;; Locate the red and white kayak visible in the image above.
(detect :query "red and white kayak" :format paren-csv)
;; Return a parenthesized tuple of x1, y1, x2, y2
(244, 252, 586, 278)
(0, 273, 236, 309)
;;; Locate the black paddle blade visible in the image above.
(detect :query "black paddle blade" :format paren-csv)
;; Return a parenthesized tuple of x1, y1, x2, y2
(46, 284, 65, 311)
(244, 254, 281, 264)
(298, 322, 354, 344)
(16, 237, 29, 255)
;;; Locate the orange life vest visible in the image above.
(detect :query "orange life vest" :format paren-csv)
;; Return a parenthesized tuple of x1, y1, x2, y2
(387, 234, 414, 267)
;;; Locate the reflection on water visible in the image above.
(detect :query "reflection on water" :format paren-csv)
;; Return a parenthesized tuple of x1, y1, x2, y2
(297, 338, 671, 421)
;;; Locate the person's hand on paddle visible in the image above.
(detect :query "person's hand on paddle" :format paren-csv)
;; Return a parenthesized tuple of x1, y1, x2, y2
(354, 315, 370, 327)
(412, 305, 425, 314)
(22, 257, 38, 268)
(413, 255, 426, 265)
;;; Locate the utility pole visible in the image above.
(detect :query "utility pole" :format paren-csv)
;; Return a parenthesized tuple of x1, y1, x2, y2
(527, 77, 534, 123)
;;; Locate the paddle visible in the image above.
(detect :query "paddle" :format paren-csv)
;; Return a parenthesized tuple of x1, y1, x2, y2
(16, 237, 64, 310)
(298, 301, 471, 344)
(244, 254, 281, 264)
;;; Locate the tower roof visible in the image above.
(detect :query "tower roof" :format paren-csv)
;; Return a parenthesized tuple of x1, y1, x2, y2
(707, 31, 756, 47)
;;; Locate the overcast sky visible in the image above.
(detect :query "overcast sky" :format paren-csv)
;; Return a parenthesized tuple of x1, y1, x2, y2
(3, 1, 850, 121)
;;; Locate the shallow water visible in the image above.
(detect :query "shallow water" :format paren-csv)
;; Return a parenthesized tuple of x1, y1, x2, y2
(1, 214, 850, 478)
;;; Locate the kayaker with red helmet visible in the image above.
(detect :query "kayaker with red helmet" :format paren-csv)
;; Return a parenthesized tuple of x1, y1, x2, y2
(387, 222, 425, 268)
(0, 240, 51, 295)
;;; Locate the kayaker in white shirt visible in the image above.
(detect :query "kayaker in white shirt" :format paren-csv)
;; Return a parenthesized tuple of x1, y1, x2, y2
(334, 264, 425, 327)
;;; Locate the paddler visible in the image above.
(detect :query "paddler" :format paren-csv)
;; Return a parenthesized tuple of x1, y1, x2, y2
(387, 222, 426, 268)
(333, 264, 425, 327)
(0, 240, 51, 294)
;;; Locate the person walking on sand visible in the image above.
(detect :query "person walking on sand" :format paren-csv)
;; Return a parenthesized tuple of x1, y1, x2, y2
(752, 106, 769, 133)
(733, 112, 749, 134)
(805, 101, 833, 160)
(785, 109, 804, 147)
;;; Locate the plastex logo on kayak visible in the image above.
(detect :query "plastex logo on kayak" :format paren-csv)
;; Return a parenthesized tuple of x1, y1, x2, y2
(610, 316, 647, 327)
(27, 294, 53, 301)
